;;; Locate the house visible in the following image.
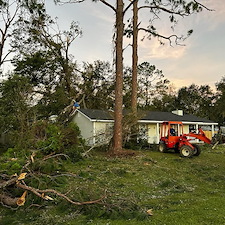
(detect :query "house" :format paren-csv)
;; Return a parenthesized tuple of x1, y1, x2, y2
(72, 109, 218, 145)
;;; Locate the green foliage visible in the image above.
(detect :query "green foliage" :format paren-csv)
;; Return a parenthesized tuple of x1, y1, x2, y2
(138, 62, 164, 107)
(78, 60, 115, 109)
(0, 147, 27, 174)
(1, 147, 225, 224)
(36, 123, 63, 154)
(123, 62, 168, 109)
(0, 74, 33, 132)
(2, 147, 15, 158)
(64, 145, 84, 162)
(32, 121, 85, 162)
(30, 158, 66, 174)
(124, 138, 149, 150)
(0, 120, 85, 168)
(11, 2, 82, 115)
(175, 84, 214, 119)
(213, 76, 225, 125)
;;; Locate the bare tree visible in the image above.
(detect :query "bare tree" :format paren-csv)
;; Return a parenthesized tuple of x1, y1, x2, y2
(0, 0, 20, 68)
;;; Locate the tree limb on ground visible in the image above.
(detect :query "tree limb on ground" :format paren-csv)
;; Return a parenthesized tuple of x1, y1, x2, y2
(42, 153, 69, 161)
(0, 173, 106, 207)
(0, 153, 106, 208)
(16, 181, 106, 205)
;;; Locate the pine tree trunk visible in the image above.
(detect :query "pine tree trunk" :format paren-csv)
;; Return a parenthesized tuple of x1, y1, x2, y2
(131, 0, 138, 114)
(112, 0, 124, 153)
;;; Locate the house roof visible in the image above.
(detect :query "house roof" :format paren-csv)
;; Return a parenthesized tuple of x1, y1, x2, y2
(140, 111, 216, 124)
(78, 108, 114, 121)
(77, 108, 217, 124)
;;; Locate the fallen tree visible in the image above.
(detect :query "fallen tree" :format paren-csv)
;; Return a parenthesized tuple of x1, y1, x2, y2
(0, 153, 105, 208)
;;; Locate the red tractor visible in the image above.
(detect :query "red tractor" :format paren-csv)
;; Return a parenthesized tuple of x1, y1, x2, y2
(158, 121, 211, 157)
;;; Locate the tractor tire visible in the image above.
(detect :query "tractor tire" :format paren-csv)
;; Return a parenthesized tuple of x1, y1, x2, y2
(180, 145, 193, 158)
(192, 144, 201, 156)
(158, 142, 167, 153)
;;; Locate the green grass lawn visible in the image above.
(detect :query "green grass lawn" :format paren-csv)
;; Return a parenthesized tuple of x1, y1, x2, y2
(1, 145, 225, 225)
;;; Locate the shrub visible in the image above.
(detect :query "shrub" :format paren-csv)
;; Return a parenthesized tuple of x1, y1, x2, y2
(0, 121, 86, 175)
(124, 138, 150, 150)
(33, 122, 85, 159)
(36, 123, 63, 154)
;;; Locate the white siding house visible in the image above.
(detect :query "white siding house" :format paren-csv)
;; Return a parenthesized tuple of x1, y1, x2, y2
(73, 109, 218, 145)
(72, 109, 114, 145)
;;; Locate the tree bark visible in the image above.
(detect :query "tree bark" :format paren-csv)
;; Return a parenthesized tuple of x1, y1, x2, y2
(131, 0, 138, 114)
(0, 193, 18, 206)
(112, 0, 124, 153)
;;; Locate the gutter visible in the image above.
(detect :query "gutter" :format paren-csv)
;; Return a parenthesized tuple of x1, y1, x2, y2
(138, 120, 217, 125)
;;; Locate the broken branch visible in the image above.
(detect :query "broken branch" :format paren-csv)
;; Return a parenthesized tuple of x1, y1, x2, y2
(16, 181, 106, 205)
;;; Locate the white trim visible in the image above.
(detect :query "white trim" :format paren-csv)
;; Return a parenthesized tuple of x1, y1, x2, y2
(212, 125, 215, 137)
(138, 120, 163, 124)
(93, 121, 96, 145)
(182, 121, 217, 125)
(91, 119, 114, 123)
(196, 124, 199, 143)
(156, 123, 160, 144)
(138, 120, 217, 125)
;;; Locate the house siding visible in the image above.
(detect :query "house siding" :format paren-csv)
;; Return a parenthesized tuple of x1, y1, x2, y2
(183, 124, 189, 134)
(73, 113, 93, 145)
(147, 124, 158, 144)
(94, 122, 113, 144)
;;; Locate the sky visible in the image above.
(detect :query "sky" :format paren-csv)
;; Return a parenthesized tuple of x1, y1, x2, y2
(44, 1, 224, 90)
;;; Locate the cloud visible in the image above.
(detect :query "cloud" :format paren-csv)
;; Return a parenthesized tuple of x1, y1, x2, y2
(202, 0, 225, 20)
(88, 4, 115, 25)
(154, 47, 225, 89)
(131, 9, 197, 62)
(139, 38, 188, 60)
(189, 0, 225, 31)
